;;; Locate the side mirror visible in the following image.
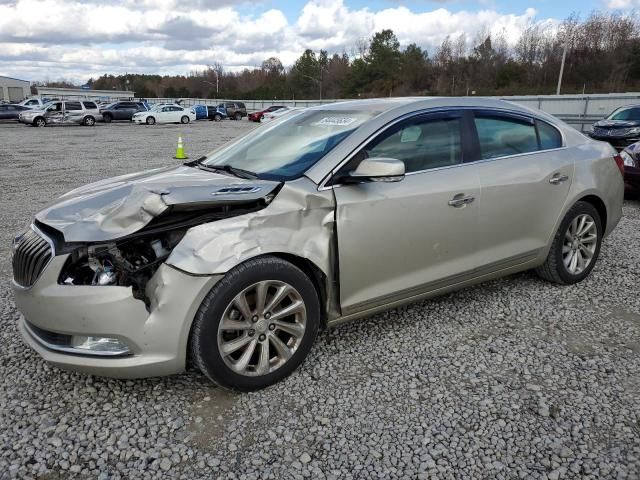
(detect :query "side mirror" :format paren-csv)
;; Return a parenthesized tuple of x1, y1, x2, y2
(347, 157, 405, 183)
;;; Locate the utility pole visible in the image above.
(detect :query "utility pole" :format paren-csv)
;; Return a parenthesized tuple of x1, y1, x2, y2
(556, 37, 569, 95)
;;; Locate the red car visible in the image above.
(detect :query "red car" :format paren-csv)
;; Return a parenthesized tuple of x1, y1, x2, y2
(620, 141, 640, 195)
(248, 105, 286, 122)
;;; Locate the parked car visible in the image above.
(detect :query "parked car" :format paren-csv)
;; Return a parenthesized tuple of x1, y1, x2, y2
(206, 105, 228, 122)
(100, 101, 149, 123)
(12, 98, 623, 391)
(218, 101, 247, 120)
(261, 106, 302, 123)
(618, 141, 640, 195)
(0, 104, 31, 121)
(18, 100, 102, 127)
(248, 105, 287, 122)
(588, 105, 640, 149)
(132, 105, 196, 125)
(18, 97, 60, 109)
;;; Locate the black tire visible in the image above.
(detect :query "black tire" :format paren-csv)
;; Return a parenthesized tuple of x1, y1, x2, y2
(146, 116, 155, 125)
(234, 112, 242, 121)
(181, 115, 190, 124)
(214, 114, 222, 122)
(536, 201, 603, 285)
(103, 114, 112, 123)
(83, 116, 95, 126)
(33, 117, 46, 127)
(190, 256, 320, 391)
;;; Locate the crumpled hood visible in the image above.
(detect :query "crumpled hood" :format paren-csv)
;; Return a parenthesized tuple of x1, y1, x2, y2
(35, 165, 281, 242)
(594, 119, 640, 128)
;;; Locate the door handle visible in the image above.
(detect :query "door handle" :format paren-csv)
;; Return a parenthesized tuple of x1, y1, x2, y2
(549, 173, 569, 185)
(448, 194, 475, 207)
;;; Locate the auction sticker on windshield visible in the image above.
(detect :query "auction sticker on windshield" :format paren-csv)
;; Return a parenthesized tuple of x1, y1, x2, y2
(312, 117, 357, 127)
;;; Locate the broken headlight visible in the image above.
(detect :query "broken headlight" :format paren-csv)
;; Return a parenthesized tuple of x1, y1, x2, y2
(59, 229, 186, 306)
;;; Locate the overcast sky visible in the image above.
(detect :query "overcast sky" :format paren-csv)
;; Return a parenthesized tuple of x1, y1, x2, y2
(0, 0, 634, 83)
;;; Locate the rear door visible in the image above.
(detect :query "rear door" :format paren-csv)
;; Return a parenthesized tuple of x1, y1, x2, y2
(470, 110, 573, 267)
(333, 111, 483, 314)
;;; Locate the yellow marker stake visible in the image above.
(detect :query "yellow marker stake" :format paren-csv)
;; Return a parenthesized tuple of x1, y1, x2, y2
(174, 135, 188, 160)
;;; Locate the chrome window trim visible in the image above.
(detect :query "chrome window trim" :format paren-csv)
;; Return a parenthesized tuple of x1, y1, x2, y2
(12, 224, 56, 291)
(318, 106, 568, 191)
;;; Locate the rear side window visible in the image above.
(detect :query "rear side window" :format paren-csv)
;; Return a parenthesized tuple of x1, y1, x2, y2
(82, 101, 97, 109)
(537, 120, 562, 150)
(474, 116, 538, 160)
(66, 102, 83, 111)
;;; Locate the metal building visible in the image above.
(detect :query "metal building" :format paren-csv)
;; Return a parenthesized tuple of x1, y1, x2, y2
(0, 75, 31, 103)
(35, 86, 135, 102)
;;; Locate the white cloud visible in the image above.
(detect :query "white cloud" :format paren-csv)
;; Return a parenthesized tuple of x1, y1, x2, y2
(0, 0, 552, 83)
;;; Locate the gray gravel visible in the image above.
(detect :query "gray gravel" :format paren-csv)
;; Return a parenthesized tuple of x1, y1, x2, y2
(1, 120, 639, 479)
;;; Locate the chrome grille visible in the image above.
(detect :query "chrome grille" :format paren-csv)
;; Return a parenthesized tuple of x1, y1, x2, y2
(12, 228, 53, 287)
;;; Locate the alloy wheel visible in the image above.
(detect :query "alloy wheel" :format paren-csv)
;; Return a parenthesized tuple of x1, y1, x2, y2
(217, 280, 307, 376)
(563, 213, 598, 275)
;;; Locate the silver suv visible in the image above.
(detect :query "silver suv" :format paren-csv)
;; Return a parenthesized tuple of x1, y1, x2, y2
(18, 100, 102, 127)
(12, 98, 624, 391)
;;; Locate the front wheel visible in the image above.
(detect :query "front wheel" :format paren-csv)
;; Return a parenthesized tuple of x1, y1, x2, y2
(33, 117, 46, 127)
(190, 256, 320, 391)
(103, 114, 112, 123)
(181, 115, 190, 124)
(214, 114, 222, 122)
(234, 112, 242, 121)
(536, 201, 602, 284)
(146, 116, 156, 125)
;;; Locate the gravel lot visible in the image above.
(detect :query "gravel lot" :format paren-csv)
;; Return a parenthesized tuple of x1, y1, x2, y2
(1, 120, 639, 479)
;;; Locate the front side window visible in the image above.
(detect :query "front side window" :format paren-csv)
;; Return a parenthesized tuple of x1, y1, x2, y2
(203, 109, 377, 180)
(608, 107, 640, 121)
(362, 116, 463, 173)
(47, 102, 62, 112)
(474, 116, 538, 160)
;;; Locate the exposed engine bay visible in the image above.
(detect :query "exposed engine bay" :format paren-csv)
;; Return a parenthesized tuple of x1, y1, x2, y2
(54, 190, 280, 309)
(59, 229, 185, 307)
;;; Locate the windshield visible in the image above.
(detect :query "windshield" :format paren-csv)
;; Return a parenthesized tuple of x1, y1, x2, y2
(608, 107, 640, 121)
(202, 109, 376, 180)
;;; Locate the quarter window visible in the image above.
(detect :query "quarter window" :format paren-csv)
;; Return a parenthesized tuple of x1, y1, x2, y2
(82, 101, 97, 109)
(474, 116, 538, 159)
(363, 116, 463, 173)
(537, 120, 563, 150)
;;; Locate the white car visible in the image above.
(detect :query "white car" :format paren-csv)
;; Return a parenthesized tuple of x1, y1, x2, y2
(18, 97, 58, 109)
(261, 106, 303, 123)
(133, 105, 196, 125)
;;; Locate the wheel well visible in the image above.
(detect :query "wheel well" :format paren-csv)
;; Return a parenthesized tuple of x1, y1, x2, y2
(270, 253, 330, 329)
(578, 195, 607, 231)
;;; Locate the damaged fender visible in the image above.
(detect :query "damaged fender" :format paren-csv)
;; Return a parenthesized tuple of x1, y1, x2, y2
(167, 177, 336, 283)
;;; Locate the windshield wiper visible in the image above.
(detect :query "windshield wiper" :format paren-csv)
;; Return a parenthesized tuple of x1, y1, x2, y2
(192, 159, 257, 179)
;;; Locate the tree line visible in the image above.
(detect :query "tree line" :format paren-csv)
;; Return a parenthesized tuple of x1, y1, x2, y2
(45, 11, 640, 100)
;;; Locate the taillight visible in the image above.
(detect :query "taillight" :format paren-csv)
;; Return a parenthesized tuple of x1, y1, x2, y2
(613, 154, 625, 176)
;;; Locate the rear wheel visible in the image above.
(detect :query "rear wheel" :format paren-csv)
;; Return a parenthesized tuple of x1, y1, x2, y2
(181, 115, 190, 124)
(536, 201, 602, 284)
(83, 116, 95, 126)
(146, 116, 156, 125)
(33, 117, 46, 127)
(190, 256, 320, 391)
(214, 114, 222, 122)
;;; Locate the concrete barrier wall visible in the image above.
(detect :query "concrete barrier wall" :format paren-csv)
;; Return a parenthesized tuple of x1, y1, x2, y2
(93, 93, 640, 131)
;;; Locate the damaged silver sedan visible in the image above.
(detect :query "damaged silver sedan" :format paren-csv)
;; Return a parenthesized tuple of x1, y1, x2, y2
(12, 98, 624, 390)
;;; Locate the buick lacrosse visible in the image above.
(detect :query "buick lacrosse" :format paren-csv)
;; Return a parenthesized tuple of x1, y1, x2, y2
(12, 98, 624, 390)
